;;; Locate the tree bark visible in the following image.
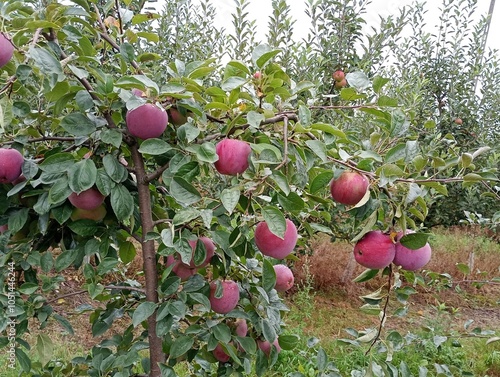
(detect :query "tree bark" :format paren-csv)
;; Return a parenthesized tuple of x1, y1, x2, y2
(131, 143, 165, 377)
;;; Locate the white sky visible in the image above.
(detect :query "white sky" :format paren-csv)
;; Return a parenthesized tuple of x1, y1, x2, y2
(174, 0, 499, 52)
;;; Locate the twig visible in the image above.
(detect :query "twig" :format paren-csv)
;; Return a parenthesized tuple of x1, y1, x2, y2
(366, 265, 392, 355)
(45, 285, 146, 304)
(115, 0, 124, 43)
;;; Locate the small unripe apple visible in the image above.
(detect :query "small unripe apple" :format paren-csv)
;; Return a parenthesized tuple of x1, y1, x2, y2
(165, 255, 197, 280)
(70, 204, 107, 222)
(332, 70, 345, 82)
(209, 280, 240, 314)
(0, 148, 24, 184)
(212, 343, 231, 363)
(354, 230, 396, 269)
(126, 103, 168, 139)
(334, 78, 347, 89)
(257, 338, 281, 356)
(393, 231, 432, 271)
(273, 264, 294, 292)
(0, 33, 14, 68)
(454, 118, 463, 125)
(254, 219, 298, 259)
(187, 236, 215, 268)
(68, 188, 106, 210)
(330, 171, 369, 206)
(253, 71, 262, 79)
(214, 138, 251, 175)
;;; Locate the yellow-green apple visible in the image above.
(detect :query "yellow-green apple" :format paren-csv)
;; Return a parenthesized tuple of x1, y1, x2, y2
(273, 264, 294, 292)
(0, 33, 14, 68)
(70, 204, 107, 222)
(0, 148, 24, 184)
(353, 230, 396, 269)
(126, 103, 168, 139)
(68, 187, 105, 210)
(214, 139, 251, 175)
(255, 219, 298, 259)
(393, 230, 432, 271)
(209, 280, 240, 314)
(330, 171, 369, 205)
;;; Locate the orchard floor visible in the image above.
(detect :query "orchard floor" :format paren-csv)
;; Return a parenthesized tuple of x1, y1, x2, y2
(2, 226, 499, 376)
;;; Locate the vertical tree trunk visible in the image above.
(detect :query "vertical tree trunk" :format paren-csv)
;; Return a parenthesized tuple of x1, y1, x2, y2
(131, 144, 165, 377)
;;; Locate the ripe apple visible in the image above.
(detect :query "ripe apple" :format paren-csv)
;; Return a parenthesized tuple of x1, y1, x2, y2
(454, 118, 463, 125)
(187, 236, 215, 268)
(212, 343, 230, 363)
(353, 230, 396, 269)
(334, 78, 347, 89)
(393, 231, 432, 271)
(332, 70, 345, 82)
(0, 33, 14, 68)
(0, 224, 8, 234)
(214, 138, 251, 175)
(0, 148, 24, 184)
(165, 255, 197, 280)
(254, 219, 298, 259)
(209, 280, 240, 314)
(232, 318, 248, 337)
(273, 264, 294, 292)
(68, 188, 106, 210)
(330, 171, 369, 206)
(126, 103, 168, 140)
(70, 204, 107, 222)
(168, 107, 189, 126)
(257, 338, 281, 356)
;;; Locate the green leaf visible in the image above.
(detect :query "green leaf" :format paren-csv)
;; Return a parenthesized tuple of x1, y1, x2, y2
(39, 153, 75, 173)
(340, 87, 366, 100)
(221, 77, 247, 91)
(310, 171, 334, 194)
(68, 159, 97, 193)
(345, 71, 371, 91)
(120, 42, 135, 62)
(278, 334, 299, 351)
(252, 44, 281, 68)
(68, 220, 98, 237)
(170, 176, 201, 206)
(111, 184, 134, 221)
(119, 240, 136, 264)
(170, 336, 194, 359)
(385, 144, 406, 163)
(132, 302, 157, 327)
(61, 113, 96, 136)
(399, 233, 431, 250)
(277, 192, 304, 213)
(138, 139, 173, 155)
(419, 181, 448, 196)
(310, 123, 346, 139)
(213, 323, 232, 343)
(19, 282, 38, 294)
(100, 129, 123, 148)
(372, 76, 390, 93)
(262, 259, 276, 292)
(8, 208, 29, 233)
(463, 173, 484, 182)
(53, 313, 74, 335)
(353, 269, 380, 283)
(28, 46, 62, 75)
(36, 334, 54, 366)
(261, 318, 276, 343)
(103, 155, 128, 183)
(220, 187, 240, 214)
(173, 207, 201, 226)
(196, 142, 218, 163)
(262, 206, 286, 239)
(16, 347, 31, 372)
(55, 249, 77, 272)
(305, 140, 328, 162)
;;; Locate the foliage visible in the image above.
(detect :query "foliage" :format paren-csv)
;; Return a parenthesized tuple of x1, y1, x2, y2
(0, 0, 498, 377)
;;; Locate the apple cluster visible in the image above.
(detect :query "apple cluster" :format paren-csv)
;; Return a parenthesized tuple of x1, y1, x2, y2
(332, 69, 347, 89)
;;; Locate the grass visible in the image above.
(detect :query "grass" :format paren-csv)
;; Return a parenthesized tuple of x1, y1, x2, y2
(1, 226, 499, 376)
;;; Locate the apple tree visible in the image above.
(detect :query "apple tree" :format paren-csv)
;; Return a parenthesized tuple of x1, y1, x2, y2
(0, 0, 498, 377)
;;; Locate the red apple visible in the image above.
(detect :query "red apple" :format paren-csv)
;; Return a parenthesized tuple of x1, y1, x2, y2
(393, 231, 432, 271)
(330, 171, 369, 206)
(0, 224, 8, 234)
(70, 204, 107, 222)
(0, 148, 24, 184)
(257, 338, 281, 356)
(126, 103, 168, 140)
(353, 230, 396, 269)
(0, 33, 14, 68)
(131, 88, 145, 97)
(212, 343, 230, 363)
(253, 71, 262, 79)
(255, 219, 298, 259)
(334, 78, 347, 89)
(168, 107, 189, 126)
(209, 280, 240, 314)
(165, 255, 197, 280)
(332, 70, 345, 82)
(273, 264, 294, 292)
(214, 139, 251, 175)
(68, 188, 105, 210)
(454, 118, 463, 125)
(232, 318, 248, 337)
(187, 236, 215, 268)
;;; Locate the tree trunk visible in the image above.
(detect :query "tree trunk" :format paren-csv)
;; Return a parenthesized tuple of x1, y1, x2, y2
(131, 144, 165, 377)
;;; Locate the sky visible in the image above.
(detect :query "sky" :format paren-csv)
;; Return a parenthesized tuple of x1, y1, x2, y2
(149, 0, 499, 53)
